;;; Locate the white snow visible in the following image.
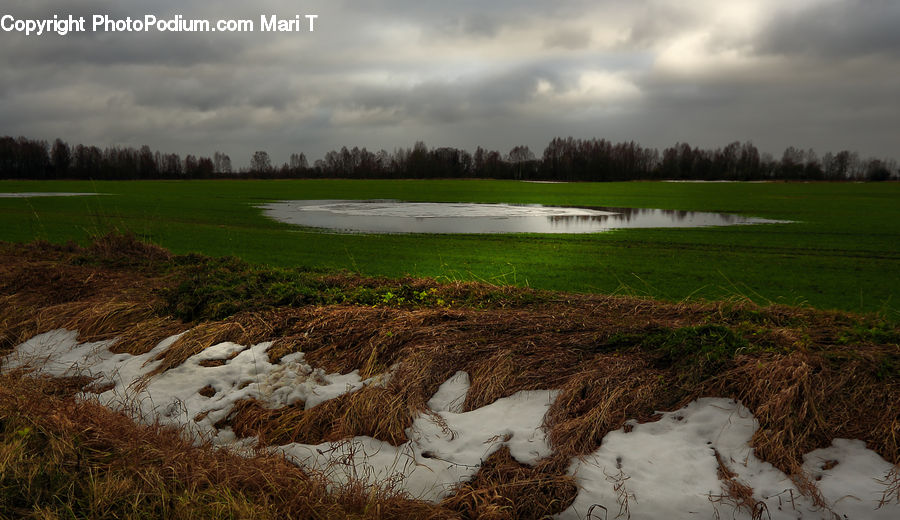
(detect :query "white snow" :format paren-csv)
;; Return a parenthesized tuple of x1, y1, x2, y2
(426, 370, 469, 413)
(561, 398, 898, 520)
(280, 381, 559, 502)
(803, 439, 897, 519)
(4, 329, 368, 444)
(3, 331, 898, 516)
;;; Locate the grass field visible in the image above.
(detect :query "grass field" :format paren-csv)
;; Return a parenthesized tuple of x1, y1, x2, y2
(1, 179, 898, 318)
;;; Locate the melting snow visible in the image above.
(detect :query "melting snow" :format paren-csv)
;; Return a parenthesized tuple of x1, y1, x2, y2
(426, 370, 469, 413)
(3, 330, 898, 516)
(280, 384, 558, 502)
(561, 398, 898, 520)
(5, 329, 368, 444)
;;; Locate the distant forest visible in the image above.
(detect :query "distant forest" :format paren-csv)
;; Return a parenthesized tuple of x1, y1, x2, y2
(1, 135, 897, 182)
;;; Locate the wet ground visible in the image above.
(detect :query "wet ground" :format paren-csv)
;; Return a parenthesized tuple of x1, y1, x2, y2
(259, 199, 789, 234)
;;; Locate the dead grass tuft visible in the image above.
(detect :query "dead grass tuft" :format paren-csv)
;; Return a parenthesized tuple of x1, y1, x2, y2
(441, 447, 577, 520)
(87, 232, 173, 265)
(110, 315, 186, 355)
(0, 370, 456, 519)
(712, 349, 900, 473)
(879, 464, 900, 508)
(0, 295, 39, 353)
(223, 383, 420, 447)
(710, 448, 770, 520)
(147, 321, 245, 376)
(0, 298, 160, 356)
(545, 356, 673, 460)
(63, 300, 158, 343)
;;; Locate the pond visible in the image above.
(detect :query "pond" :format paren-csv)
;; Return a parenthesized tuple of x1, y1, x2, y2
(259, 200, 788, 234)
(0, 192, 102, 198)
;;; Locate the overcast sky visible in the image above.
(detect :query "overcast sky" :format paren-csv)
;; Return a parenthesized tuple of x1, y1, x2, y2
(1, 0, 898, 166)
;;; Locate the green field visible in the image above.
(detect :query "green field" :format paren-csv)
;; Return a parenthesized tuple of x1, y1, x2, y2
(1, 179, 898, 318)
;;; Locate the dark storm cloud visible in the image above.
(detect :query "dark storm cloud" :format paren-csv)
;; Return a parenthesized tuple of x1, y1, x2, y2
(1, 0, 898, 164)
(345, 66, 546, 124)
(759, 0, 900, 58)
(4, 33, 245, 67)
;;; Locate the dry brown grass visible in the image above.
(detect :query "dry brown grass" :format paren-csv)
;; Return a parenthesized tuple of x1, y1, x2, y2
(711, 348, 900, 471)
(0, 295, 38, 352)
(3, 236, 899, 517)
(710, 448, 771, 520)
(545, 356, 673, 460)
(440, 447, 577, 520)
(86, 232, 173, 265)
(110, 315, 186, 355)
(0, 370, 458, 519)
(0, 298, 159, 354)
(146, 320, 245, 376)
(880, 464, 900, 508)
(0, 237, 173, 356)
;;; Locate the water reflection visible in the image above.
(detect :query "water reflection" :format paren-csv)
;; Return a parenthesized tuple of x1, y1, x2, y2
(0, 192, 102, 198)
(259, 200, 787, 234)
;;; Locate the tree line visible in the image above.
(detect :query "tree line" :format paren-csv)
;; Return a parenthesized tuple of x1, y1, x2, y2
(1, 135, 896, 182)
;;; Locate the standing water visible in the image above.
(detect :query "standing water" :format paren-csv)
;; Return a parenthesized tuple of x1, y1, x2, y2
(259, 200, 789, 234)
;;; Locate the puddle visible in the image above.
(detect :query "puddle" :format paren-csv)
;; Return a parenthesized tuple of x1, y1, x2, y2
(259, 200, 788, 234)
(0, 192, 102, 198)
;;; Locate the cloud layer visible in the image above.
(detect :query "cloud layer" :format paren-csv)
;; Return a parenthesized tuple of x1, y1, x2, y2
(2, 0, 897, 166)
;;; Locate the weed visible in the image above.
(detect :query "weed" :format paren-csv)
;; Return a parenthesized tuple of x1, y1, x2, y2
(642, 324, 750, 388)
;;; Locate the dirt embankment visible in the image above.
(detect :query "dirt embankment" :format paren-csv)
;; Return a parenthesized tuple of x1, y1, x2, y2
(2, 234, 898, 519)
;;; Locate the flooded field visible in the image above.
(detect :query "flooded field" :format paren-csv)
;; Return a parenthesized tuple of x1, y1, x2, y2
(0, 192, 101, 198)
(259, 199, 789, 234)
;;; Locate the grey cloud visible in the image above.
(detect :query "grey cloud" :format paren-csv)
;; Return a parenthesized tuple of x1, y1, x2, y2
(343, 65, 559, 126)
(759, 0, 900, 58)
(435, 15, 500, 39)
(3, 33, 246, 67)
(544, 28, 592, 50)
(1, 0, 899, 166)
(623, 5, 694, 48)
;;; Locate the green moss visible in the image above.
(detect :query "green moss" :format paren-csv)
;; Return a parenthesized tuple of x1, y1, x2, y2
(837, 321, 900, 346)
(158, 253, 541, 322)
(645, 324, 749, 361)
(643, 324, 750, 387)
(875, 353, 900, 381)
(161, 256, 327, 321)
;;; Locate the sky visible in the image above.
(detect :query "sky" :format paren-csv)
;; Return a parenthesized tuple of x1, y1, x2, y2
(1, 0, 898, 167)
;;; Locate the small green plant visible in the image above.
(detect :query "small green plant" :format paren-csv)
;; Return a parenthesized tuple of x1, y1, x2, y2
(643, 324, 750, 387)
(837, 321, 900, 346)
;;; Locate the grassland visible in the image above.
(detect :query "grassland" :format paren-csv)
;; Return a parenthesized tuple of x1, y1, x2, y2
(0, 179, 898, 318)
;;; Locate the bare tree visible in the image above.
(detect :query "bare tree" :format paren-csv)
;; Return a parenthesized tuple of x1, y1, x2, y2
(289, 152, 308, 170)
(213, 151, 232, 174)
(507, 145, 535, 163)
(250, 150, 272, 173)
(50, 138, 71, 175)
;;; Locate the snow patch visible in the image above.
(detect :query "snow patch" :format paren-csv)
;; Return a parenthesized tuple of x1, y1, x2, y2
(5, 329, 370, 444)
(426, 370, 469, 413)
(560, 397, 898, 520)
(5, 332, 898, 516)
(280, 377, 558, 502)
